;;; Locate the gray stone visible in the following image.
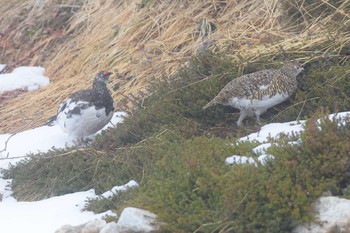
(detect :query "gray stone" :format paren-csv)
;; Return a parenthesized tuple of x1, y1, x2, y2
(55, 219, 107, 233)
(81, 219, 106, 233)
(116, 207, 160, 232)
(100, 222, 119, 233)
(54, 224, 82, 233)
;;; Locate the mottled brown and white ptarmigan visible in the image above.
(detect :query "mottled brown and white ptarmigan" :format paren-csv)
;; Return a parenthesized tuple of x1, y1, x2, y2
(203, 61, 304, 126)
(46, 71, 114, 139)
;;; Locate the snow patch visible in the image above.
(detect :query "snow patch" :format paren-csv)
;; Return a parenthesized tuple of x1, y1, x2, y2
(252, 143, 272, 154)
(240, 120, 305, 143)
(0, 66, 49, 93)
(101, 180, 138, 199)
(257, 154, 274, 165)
(225, 155, 256, 165)
(0, 187, 115, 233)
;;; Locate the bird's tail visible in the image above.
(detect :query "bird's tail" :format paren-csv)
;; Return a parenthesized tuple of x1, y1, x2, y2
(203, 98, 218, 110)
(44, 115, 57, 126)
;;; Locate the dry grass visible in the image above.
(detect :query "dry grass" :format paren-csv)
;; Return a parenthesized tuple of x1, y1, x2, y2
(0, 0, 349, 133)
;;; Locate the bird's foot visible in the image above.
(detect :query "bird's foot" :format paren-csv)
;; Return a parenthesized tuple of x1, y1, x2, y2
(256, 117, 262, 126)
(73, 137, 94, 147)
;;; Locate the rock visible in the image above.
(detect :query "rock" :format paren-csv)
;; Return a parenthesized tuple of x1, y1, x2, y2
(55, 220, 106, 233)
(55, 207, 160, 233)
(55, 224, 82, 233)
(81, 219, 106, 233)
(100, 222, 118, 233)
(293, 196, 350, 233)
(116, 207, 160, 232)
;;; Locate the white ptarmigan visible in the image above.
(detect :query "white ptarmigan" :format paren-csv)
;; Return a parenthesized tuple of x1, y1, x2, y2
(46, 71, 114, 139)
(203, 61, 304, 126)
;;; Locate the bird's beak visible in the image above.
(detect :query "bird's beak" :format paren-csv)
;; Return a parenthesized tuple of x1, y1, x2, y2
(108, 72, 113, 76)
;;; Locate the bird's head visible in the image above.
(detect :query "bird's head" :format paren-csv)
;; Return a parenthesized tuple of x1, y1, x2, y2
(93, 71, 113, 86)
(281, 60, 304, 77)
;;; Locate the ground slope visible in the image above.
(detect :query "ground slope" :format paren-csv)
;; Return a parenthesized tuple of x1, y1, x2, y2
(0, 0, 348, 133)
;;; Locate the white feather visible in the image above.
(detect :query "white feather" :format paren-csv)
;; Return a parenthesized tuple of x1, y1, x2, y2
(56, 101, 113, 139)
(231, 92, 289, 111)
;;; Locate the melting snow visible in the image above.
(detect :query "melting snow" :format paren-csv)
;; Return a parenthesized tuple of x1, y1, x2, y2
(0, 66, 50, 93)
(225, 155, 256, 165)
(100, 180, 138, 199)
(239, 120, 305, 143)
(0, 188, 114, 233)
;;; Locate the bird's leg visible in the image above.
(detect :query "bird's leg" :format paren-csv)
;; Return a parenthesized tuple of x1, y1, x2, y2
(73, 137, 93, 147)
(237, 110, 248, 126)
(256, 114, 262, 125)
(254, 109, 266, 125)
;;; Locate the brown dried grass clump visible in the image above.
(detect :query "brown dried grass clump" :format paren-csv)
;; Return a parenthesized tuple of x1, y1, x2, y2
(0, 0, 349, 133)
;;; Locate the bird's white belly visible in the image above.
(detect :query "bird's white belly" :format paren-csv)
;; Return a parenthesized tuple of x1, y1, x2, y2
(231, 92, 289, 111)
(57, 106, 113, 139)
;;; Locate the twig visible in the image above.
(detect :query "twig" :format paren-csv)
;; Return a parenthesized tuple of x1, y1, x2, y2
(163, 76, 212, 96)
(269, 97, 320, 122)
(0, 113, 42, 156)
(0, 148, 107, 162)
(91, 158, 101, 181)
(54, 4, 82, 8)
(0, 133, 17, 158)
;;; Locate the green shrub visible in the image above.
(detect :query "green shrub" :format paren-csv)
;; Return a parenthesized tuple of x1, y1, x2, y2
(5, 147, 143, 200)
(116, 116, 350, 233)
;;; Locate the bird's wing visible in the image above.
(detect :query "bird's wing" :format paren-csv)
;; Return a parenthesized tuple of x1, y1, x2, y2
(44, 115, 57, 126)
(242, 70, 278, 99)
(57, 99, 69, 114)
(56, 89, 91, 115)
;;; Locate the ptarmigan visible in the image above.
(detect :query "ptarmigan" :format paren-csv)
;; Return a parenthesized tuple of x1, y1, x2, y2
(203, 61, 304, 126)
(46, 71, 114, 139)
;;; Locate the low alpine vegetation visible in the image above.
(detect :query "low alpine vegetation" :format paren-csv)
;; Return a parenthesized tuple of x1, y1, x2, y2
(4, 51, 350, 232)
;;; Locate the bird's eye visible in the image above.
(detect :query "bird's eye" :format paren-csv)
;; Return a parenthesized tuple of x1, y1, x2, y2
(103, 71, 109, 75)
